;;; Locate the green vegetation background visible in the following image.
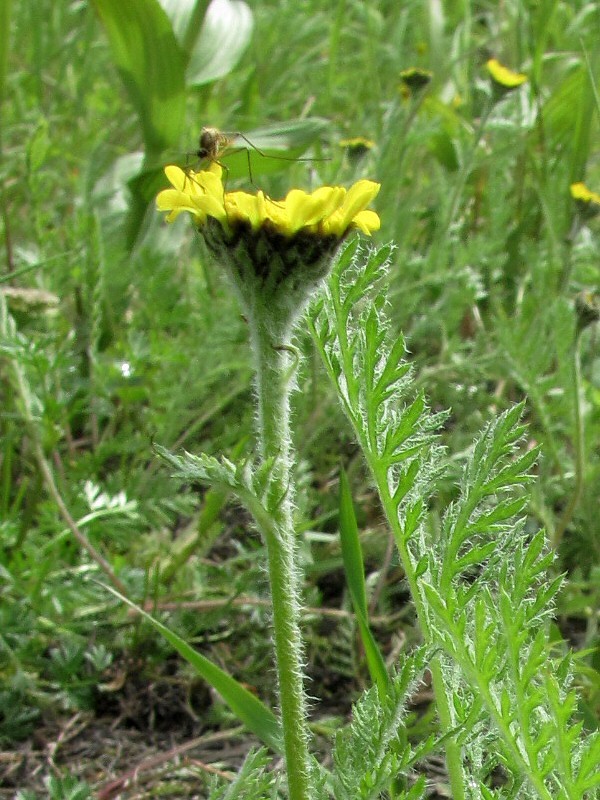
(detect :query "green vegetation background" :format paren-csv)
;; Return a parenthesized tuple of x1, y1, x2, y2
(1, 0, 599, 790)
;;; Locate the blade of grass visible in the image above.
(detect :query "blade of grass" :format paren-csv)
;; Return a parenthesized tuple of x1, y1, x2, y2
(338, 468, 389, 694)
(160, 486, 228, 584)
(103, 584, 283, 754)
(0, 0, 11, 109)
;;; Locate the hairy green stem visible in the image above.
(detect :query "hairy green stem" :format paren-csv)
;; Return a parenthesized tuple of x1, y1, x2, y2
(249, 304, 312, 800)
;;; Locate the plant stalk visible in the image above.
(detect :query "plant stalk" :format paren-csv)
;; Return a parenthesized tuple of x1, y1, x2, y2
(249, 303, 312, 800)
(552, 333, 584, 550)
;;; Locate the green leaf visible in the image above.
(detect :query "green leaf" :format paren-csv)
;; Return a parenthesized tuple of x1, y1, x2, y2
(414, 555, 429, 579)
(466, 498, 527, 534)
(158, 0, 201, 45)
(338, 469, 389, 694)
(540, 58, 596, 182)
(243, 118, 330, 152)
(428, 129, 459, 172)
(92, 0, 186, 153)
(577, 732, 600, 788)
(26, 119, 51, 173)
(154, 445, 279, 549)
(103, 585, 282, 753)
(453, 541, 498, 572)
(186, 0, 253, 86)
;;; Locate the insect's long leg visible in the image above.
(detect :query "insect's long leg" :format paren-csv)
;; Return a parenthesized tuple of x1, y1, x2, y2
(234, 132, 329, 164)
(181, 150, 206, 193)
(233, 133, 331, 208)
(216, 159, 230, 190)
(245, 148, 254, 187)
(215, 144, 283, 208)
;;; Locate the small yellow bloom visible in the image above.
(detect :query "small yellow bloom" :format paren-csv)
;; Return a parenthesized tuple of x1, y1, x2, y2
(570, 181, 600, 207)
(570, 181, 600, 220)
(486, 59, 527, 90)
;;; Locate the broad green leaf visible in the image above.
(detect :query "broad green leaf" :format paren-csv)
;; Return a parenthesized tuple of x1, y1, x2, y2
(186, 0, 253, 86)
(104, 585, 282, 753)
(338, 469, 389, 694)
(26, 119, 51, 173)
(428, 130, 459, 173)
(572, 44, 600, 182)
(92, 0, 186, 153)
(540, 67, 586, 143)
(158, 0, 201, 44)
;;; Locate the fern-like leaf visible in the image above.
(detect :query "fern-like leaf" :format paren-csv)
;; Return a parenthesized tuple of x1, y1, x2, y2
(154, 445, 277, 540)
(309, 241, 445, 557)
(331, 646, 432, 800)
(312, 242, 597, 799)
(208, 748, 278, 800)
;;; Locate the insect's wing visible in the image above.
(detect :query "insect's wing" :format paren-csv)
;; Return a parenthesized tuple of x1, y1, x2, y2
(221, 119, 331, 179)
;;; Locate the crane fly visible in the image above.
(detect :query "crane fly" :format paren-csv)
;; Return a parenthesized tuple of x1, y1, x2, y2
(184, 126, 326, 190)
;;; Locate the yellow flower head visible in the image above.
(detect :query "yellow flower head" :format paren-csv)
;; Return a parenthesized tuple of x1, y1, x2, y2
(486, 59, 527, 91)
(157, 165, 381, 322)
(156, 165, 380, 239)
(570, 181, 600, 221)
(570, 181, 600, 207)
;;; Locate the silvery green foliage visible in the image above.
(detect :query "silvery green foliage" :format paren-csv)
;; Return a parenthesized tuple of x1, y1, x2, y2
(331, 646, 433, 800)
(419, 391, 600, 798)
(310, 241, 600, 800)
(207, 749, 279, 800)
(309, 239, 448, 557)
(155, 445, 279, 538)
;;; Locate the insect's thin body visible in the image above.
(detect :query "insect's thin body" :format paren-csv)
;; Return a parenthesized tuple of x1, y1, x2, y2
(196, 127, 233, 164)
